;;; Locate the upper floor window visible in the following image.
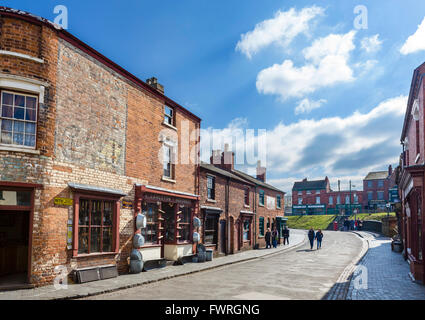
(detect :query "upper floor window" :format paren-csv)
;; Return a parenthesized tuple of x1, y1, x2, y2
(1, 91, 37, 148)
(316, 196, 320, 204)
(298, 191, 302, 195)
(207, 176, 215, 200)
(259, 190, 265, 206)
(368, 191, 373, 201)
(306, 190, 311, 194)
(377, 191, 384, 200)
(298, 197, 303, 205)
(367, 181, 373, 188)
(354, 194, 358, 204)
(316, 190, 320, 194)
(276, 195, 281, 209)
(164, 106, 174, 126)
(378, 180, 384, 188)
(329, 196, 333, 205)
(345, 195, 350, 204)
(337, 196, 341, 204)
(244, 187, 250, 206)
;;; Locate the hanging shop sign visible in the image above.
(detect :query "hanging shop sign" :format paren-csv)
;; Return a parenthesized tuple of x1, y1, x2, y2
(54, 197, 73, 206)
(122, 200, 133, 209)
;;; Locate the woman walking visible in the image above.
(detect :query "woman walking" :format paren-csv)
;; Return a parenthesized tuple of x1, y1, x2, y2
(315, 229, 324, 250)
(265, 228, 272, 249)
(308, 227, 315, 250)
(272, 227, 278, 248)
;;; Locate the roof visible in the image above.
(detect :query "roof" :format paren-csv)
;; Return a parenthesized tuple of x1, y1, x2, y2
(0, 6, 201, 123)
(231, 169, 285, 194)
(201, 162, 254, 185)
(364, 171, 388, 181)
(68, 182, 127, 197)
(292, 179, 327, 191)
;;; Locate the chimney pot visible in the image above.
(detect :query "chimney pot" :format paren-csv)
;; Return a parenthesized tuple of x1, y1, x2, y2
(146, 77, 164, 94)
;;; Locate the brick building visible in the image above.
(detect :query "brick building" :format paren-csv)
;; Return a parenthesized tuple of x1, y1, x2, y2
(399, 62, 425, 283)
(363, 165, 396, 211)
(292, 177, 363, 215)
(0, 7, 201, 287)
(199, 147, 285, 255)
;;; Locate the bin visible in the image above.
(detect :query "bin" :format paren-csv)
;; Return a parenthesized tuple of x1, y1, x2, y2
(205, 249, 213, 261)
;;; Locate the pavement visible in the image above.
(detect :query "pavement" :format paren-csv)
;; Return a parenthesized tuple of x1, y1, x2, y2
(347, 231, 425, 300)
(82, 230, 363, 300)
(0, 229, 306, 300)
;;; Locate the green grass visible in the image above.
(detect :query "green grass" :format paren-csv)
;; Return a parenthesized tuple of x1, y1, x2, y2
(348, 212, 396, 222)
(286, 215, 336, 230)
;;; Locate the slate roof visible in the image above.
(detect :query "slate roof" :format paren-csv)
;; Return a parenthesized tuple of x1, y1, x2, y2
(200, 162, 254, 185)
(231, 169, 285, 194)
(364, 171, 389, 181)
(292, 179, 328, 191)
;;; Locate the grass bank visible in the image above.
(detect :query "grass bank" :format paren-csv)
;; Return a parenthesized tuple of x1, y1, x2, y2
(348, 212, 396, 222)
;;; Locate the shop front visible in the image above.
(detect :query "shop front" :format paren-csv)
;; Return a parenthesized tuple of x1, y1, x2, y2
(135, 185, 199, 262)
(200, 206, 223, 254)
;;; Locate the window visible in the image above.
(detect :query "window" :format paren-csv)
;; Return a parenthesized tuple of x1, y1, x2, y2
(377, 191, 384, 200)
(78, 199, 114, 254)
(417, 120, 420, 156)
(354, 194, 358, 204)
(1, 91, 37, 148)
(0, 190, 31, 206)
(378, 180, 384, 188)
(207, 176, 215, 200)
(276, 195, 281, 209)
(298, 197, 302, 205)
(329, 196, 333, 205)
(337, 196, 341, 204)
(316, 190, 320, 194)
(345, 195, 350, 204)
(179, 207, 191, 242)
(298, 191, 302, 195)
(307, 190, 311, 194)
(368, 181, 373, 188)
(244, 187, 250, 205)
(267, 218, 271, 229)
(259, 217, 264, 236)
(163, 143, 173, 178)
(164, 105, 174, 126)
(204, 214, 218, 244)
(368, 191, 373, 201)
(316, 196, 320, 204)
(243, 219, 250, 241)
(259, 190, 265, 206)
(141, 203, 158, 244)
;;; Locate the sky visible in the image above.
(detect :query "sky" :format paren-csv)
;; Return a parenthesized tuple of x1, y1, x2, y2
(3, 0, 425, 193)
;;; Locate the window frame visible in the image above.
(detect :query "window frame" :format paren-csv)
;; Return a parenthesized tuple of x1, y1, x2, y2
(259, 216, 264, 237)
(329, 196, 333, 205)
(0, 90, 38, 149)
(164, 105, 174, 126)
(178, 206, 192, 243)
(244, 187, 250, 206)
(141, 202, 159, 245)
(207, 175, 215, 200)
(162, 141, 175, 179)
(259, 189, 265, 206)
(276, 195, 281, 209)
(203, 213, 218, 245)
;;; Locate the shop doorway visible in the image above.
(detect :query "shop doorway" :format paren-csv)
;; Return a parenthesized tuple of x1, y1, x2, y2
(161, 203, 176, 258)
(219, 220, 226, 254)
(0, 210, 30, 286)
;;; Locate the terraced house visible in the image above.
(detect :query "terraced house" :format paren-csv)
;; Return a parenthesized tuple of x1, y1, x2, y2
(0, 7, 201, 288)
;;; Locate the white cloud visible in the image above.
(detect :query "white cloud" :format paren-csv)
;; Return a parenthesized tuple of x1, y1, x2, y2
(201, 95, 407, 192)
(256, 31, 357, 100)
(295, 98, 327, 115)
(361, 34, 382, 53)
(400, 17, 425, 55)
(236, 6, 324, 59)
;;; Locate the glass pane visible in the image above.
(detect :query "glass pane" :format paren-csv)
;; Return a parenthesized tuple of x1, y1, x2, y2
(90, 227, 101, 253)
(2, 92, 13, 105)
(103, 201, 113, 226)
(78, 227, 89, 254)
(14, 107, 25, 120)
(25, 108, 36, 121)
(103, 228, 112, 252)
(1, 132, 12, 144)
(24, 134, 35, 147)
(2, 105, 13, 118)
(180, 207, 190, 223)
(180, 224, 190, 241)
(205, 231, 214, 244)
(26, 96, 37, 109)
(14, 95, 25, 107)
(25, 122, 36, 134)
(1, 119, 12, 131)
(13, 133, 24, 145)
(79, 199, 90, 225)
(91, 200, 102, 225)
(0, 190, 31, 206)
(165, 106, 173, 117)
(14, 121, 24, 133)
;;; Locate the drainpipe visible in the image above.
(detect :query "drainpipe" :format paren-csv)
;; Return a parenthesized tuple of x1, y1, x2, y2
(226, 177, 230, 255)
(254, 185, 257, 248)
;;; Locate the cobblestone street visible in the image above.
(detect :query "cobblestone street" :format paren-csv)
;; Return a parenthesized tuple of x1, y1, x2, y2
(347, 232, 425, 300)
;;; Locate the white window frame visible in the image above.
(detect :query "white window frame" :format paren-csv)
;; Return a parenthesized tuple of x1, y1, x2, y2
(164, 105, 174, 126)
(316, 196, 320, 204)
(162, 140, 176, 180)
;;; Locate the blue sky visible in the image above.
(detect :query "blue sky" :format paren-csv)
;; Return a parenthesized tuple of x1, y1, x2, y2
(4, 0, 425, 192)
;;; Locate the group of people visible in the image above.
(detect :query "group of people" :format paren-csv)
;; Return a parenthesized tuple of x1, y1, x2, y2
(343, 218, 363, 231)
(265, 226, 290, 249)
(308, 228, 324, 250)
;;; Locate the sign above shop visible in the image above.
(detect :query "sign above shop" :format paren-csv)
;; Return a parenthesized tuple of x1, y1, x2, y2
(144, 193, 192, 206)
(54, 197, 73, 206)
(122, 200, 133, 209)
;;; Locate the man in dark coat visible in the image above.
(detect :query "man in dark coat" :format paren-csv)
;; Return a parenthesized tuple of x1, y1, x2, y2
(308, 227, 315, 250)
(272, 227, 278, 248)
(315, 229, 324, 249)
(282, 227, 290, 245)
(265, 228, 271, 249)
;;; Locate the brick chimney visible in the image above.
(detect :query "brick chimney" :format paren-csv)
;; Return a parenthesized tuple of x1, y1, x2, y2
(256, 160, 266, 182)
(388, 164, 393, 176)
(210, 150, 222, 165)
(146, 77, 164, 94)
(221, 143, 234, 171)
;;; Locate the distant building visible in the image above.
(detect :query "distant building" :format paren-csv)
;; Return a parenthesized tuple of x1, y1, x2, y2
(292, 177, 362, 215)
(284, 195, 292, 215)
(363, 165, 397, 211)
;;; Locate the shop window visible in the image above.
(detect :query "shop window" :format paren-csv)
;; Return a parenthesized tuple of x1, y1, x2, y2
(78, 199, 114, 254)
(1, 91, 37, 148)
(259, 217, 264, 236)
(204, 214, 218, 244)
(276, 195, 281, 209)
(259, 190, 265, 206)
(244, 187, 250, 206)
(179, 206, 191, 242)
(141, 203, 158, 244)
(164, 105, 174, 126)
(243, 219, 250, 241)
(207, 176, 215, 200)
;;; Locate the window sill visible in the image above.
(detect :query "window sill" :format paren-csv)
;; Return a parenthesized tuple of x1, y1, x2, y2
(177, 241, 192, 245)
(206, 199, 216, 203)
(73, 252, 118, 258)
(258, 204, 264, 207)
(244, 204, 250, 208)
(162, 121, 178, 131)
(162, 176, 176, 183)
(0, 145, 40, 155)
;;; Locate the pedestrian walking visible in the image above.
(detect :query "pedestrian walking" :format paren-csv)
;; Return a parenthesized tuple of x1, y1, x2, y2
(265, 228, 271, 249)
(315, 229, 324, 249)
(282, 226, 290, 245)
(343, 219, 348, 231)
(350, 219, 355, 230)
(272, 227, 278, 248)
(308, 227, 315, 250)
